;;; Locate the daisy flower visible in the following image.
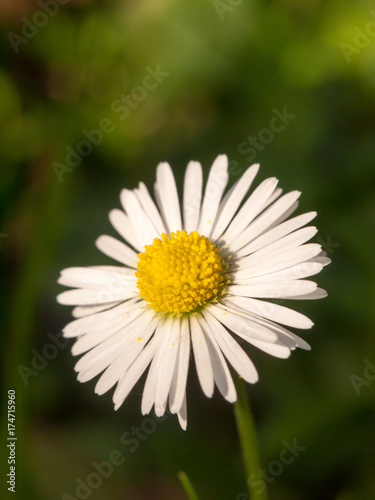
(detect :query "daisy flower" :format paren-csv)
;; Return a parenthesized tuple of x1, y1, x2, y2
(57, 155, 330, 429)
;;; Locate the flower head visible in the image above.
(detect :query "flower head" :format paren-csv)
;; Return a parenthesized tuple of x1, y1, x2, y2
(136, 230, 228, 315)
(57, 155, 330, 429)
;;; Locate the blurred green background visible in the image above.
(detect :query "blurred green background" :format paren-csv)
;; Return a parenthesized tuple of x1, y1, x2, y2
(1, 0, 375, 499)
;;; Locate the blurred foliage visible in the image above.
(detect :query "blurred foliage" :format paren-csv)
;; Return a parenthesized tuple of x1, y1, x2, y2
(1, 0, 375, 499)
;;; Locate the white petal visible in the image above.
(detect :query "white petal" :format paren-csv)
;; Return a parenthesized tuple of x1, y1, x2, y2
(221, 178, 279, 245)
(202, 310, 258, 383)
(198, 316, 236, 402)
(154, 318, 181, 416)
(74, 309, 154, 374)
(197, 155, 229, 236)
(216, 307, 294, 358)
(57, 285, 137, 306)
(275, 328, 311, 351)
(177, 394, 187, 430)
(96, 235, 139, 268)
(235, 203, 315, 257)
(207, 303, 278, 342)
(109, 209, 142, 251)
(89, 265, 137, 274)
(260, 186, 283, 210)
(224, 296, 313, 329)
(120, 189, 159, 248)
(283, 287, 328, 300)
(75, 326, 135, 382)
(141, 319, 174, 415)
(135, 182, 166, 235)
(63, 298, 140, 337)
(153, 182, 163, 226)
(113, 325, 164, 409)
(228, 279, 317, 299)
(183, 161, 203, 233)
(211, 164, 259, 241)
(72, 302, 119, 318)
(155, 162, 182, 233)
(234, 261, 323, 283)
(309, 252, 331, 267)
(248, 339, 291, 358)
(235, 243, 322, 280)
(169, 318, 190, 413)
(71, 320, 125, 356)
(237, 226, 319, 271)
(95, 316, 158, 395)
(113, 322, 163, 410)
(58, 267, 136, 290)
(71, 306, 146, 355)
(230, 306, 311, 352)
(267, 200, 300, 231)
(190, 314, 214, 398)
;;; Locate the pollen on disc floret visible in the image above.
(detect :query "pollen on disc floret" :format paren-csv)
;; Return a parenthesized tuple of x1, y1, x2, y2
(136, 230, 228, 315)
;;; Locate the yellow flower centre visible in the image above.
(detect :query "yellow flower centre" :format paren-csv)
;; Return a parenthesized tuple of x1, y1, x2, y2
(136, 230, 227, 315)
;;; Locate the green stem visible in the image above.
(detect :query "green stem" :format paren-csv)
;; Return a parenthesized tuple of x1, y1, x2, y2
(178, 471, 201, 500)
(233, 376, 269, 500)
